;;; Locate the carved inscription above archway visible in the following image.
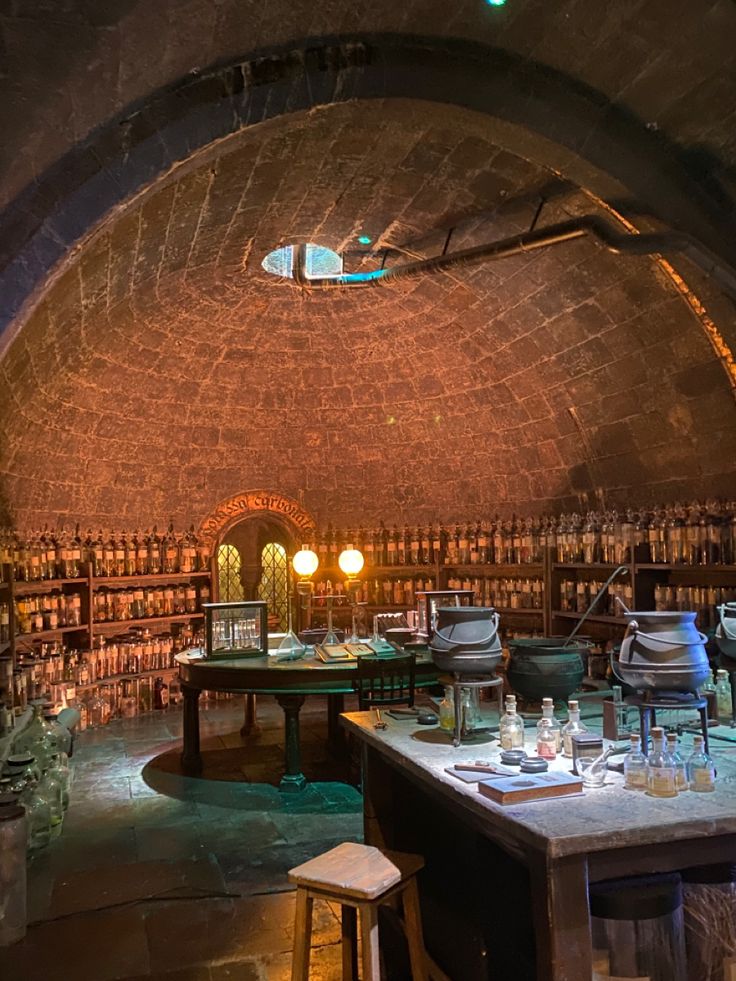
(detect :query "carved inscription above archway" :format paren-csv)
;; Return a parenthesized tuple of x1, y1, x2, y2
(198, 490, 316, 546)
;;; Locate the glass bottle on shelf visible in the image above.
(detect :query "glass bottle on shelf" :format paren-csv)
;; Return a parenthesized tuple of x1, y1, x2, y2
(623, 733, 648, 791)
(536, 717, 557, 760)
(538, 697, 562, 753)
(687, 735, 716, 792)
(646, 726, 677, 798)
(562, 699, 588, 758)
(499, 697, 524, 750)
(666, 733, 688, 793)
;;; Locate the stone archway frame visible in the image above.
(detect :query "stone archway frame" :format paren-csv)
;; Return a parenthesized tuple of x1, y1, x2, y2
(1, 34, 735, 395)
(198, 490, 316, 549)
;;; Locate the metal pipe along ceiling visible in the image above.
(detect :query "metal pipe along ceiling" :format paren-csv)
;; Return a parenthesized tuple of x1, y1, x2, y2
(291, 216, 736, 300)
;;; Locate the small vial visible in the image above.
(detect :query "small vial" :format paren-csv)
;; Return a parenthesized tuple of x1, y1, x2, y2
(538, 697, 562, 753)
(623, 733, 648, 791)
(687, 735, 716, 793)
(536, 717, 557, 760)
(562, 699, 588, 758)
(499, 698, 524, 750)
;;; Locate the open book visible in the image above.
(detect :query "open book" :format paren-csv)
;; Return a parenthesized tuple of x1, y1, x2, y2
(315, 643, 375, 662)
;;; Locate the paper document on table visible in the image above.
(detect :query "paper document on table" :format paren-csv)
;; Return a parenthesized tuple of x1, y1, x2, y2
(315, 644, 357, 661)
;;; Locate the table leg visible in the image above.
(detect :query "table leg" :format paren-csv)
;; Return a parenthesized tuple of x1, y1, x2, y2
(275, 694, 307, 792)
(327, 693, 346, 755)
(181, 685, 202, 774)
(529, 853, 591, 981)
(240, 693, 260, 737)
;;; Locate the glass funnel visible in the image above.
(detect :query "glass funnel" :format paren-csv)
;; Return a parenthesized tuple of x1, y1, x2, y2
(276, 596, 306, 661)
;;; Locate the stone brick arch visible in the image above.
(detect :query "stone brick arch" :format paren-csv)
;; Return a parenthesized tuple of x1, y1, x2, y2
(198, 490, 316, 548)
(2, 34, 736, 359)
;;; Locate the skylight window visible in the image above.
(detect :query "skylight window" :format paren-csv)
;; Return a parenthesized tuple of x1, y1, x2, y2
(261, 243, 343, 279)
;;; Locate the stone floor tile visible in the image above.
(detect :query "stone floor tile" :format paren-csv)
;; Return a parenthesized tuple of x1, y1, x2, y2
(260, 940, 344, 980)
(134, 826, 212, 862)
(49, 854, 227, 919)
(3, 905, 150, 981)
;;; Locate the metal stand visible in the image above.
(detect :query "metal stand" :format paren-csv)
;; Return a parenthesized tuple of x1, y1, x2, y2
(441, 674, 503, 748)
(624, 692, 709, 754)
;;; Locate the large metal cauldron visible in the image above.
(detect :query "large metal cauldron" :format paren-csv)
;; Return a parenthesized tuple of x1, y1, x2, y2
(429, 606, 502, 675)
(716, 603, 736, 667)
(611, 611, 710, 693)
(506, 638, 588, 702)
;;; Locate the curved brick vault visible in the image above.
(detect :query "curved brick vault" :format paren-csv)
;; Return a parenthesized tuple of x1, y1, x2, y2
(1, 96, 734, 530)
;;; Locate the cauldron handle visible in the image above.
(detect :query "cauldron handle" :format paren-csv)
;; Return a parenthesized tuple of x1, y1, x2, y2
(718, 604, 736, 641)
(434, 611, 500, 649)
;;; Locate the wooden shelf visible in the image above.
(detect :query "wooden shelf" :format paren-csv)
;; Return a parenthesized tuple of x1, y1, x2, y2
(15, 624, 88, 641)
(13, 577, 88, 593)
(75, 665, 179, 691)
(445, 563, 545, 576)
(495, 607, 544, 616)
(553, 564, 631, 572)
(634, 564, 736, 573)
(93, 612, 204, 631)
(551, 611, 626, 625)
(93, 571, 211, 585)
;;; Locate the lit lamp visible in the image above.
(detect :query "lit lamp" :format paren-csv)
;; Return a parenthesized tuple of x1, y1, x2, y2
(338, 547, 365, 643)
(277, 547, 319, 660)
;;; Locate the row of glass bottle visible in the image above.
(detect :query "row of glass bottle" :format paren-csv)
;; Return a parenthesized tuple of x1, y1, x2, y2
(1, 524, 211, 582)
(492, 695, 716, 794)
(1, 701, 73, 851)
(307, 499, 736, 569)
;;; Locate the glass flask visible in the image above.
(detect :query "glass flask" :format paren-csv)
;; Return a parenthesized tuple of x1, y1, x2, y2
(562, 700, 588, 758)
(13, 700, 53, 772)
(461, 688, 482, 734)
(41, 707, 72, 756)
(40, 769, 63, 837)
(6, 753, 40, 795)
(439, 687, 455, 733)
(19, 782, 51, 852)
(47, 754, 71, 810)
(538, 697, 562, 753)
(687, 735, 716, 792)
(647, 726, 677, 798)
(276, 595, 306, 661)
(623, 734, 648, 791)
(715, 670, 732, 721)
(666, 733, 688, 792)
(499, 698, 524, 750)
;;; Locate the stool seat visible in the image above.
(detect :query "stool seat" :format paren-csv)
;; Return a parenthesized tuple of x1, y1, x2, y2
(289, 842, 429, 980)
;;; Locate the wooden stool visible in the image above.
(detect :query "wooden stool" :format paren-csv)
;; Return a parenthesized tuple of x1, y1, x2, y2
(288, 841, 429, 981)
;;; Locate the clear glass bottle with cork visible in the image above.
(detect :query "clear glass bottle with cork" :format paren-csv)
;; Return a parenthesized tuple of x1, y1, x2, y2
(499, 696, 524, 750)
(646, 726, 677, 798)
(666, 732, 688, 793)
(687, 735, 716, 792)
(536, 717, 557, 760)
(562, 699, 588, 758)
(537, 697, 562, 753)
(623, 733, 648, 791)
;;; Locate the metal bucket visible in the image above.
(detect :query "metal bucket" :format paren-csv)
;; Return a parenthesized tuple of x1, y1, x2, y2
(506, 637, 588, 702)
(429, 606, 502, 675)
(611, 611, 710, 693)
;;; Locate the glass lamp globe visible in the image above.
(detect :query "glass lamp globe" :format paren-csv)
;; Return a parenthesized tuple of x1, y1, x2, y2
(292, 548, 319, 578)
(338, 548, 365, 578)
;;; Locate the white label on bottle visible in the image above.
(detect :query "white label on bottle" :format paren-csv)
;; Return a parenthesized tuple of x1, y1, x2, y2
(648, 767, 676, 794)
(693, 768, 716, 791)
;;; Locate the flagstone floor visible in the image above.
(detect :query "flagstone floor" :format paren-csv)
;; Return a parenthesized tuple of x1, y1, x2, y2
(4, 695, 366, 980)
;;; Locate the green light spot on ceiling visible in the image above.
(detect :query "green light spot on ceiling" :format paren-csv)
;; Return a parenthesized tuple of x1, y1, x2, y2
(358, 235, 372, 245)
(486, 0, 506, 6)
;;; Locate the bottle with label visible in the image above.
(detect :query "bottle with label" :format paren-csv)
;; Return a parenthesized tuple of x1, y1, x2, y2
(153, 677, 169, 710)
(623, 733, 648, 790)
(666, 733, 688, 792)
(646, 726, 678, 798)
(562, 700, 588, 758)
(538, 697, 562, 753)
(536, 717, 557, 760)
(499, 697, 524, 750)
(687, 735, 716, 792)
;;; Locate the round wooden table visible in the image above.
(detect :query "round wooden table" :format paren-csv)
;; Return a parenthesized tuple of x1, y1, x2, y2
(175, 649, 439, 791)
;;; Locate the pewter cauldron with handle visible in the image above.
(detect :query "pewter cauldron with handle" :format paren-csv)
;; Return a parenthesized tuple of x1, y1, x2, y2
(716, 602, 736, 664)
(611, 610, 710, 692)
(429, 606, 502, 675)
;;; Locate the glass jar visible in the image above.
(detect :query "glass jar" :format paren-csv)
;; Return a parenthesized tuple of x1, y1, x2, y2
(40, 768, 63, 837)
(499, 698, 524, 750)
(562, 700, 588, 758)
(538, 697, 562, 753)
(0, 801, 27, 944)
(536, 717, 557, 760)
(47, 754, 71, 810)
(13, 699, 53, 771)
(666, 733, 688, 793)
(438, 687, 455, 733)
(19, 782, 51, 852)
(41, 708, 72, 756)
(647, 726, 677, 798)
(6, 753, 40, 795)
(687, 735, 716, 792)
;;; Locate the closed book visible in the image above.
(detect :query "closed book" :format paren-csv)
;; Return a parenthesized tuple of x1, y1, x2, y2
(478, 771, 583, 805)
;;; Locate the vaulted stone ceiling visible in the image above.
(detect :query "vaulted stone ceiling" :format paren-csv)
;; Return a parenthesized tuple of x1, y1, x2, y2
(1, 2, 735, 529)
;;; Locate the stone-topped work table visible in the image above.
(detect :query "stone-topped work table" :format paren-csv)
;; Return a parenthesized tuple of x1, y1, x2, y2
(175, 650, 438, 791)
(341, 710, 736, 981)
